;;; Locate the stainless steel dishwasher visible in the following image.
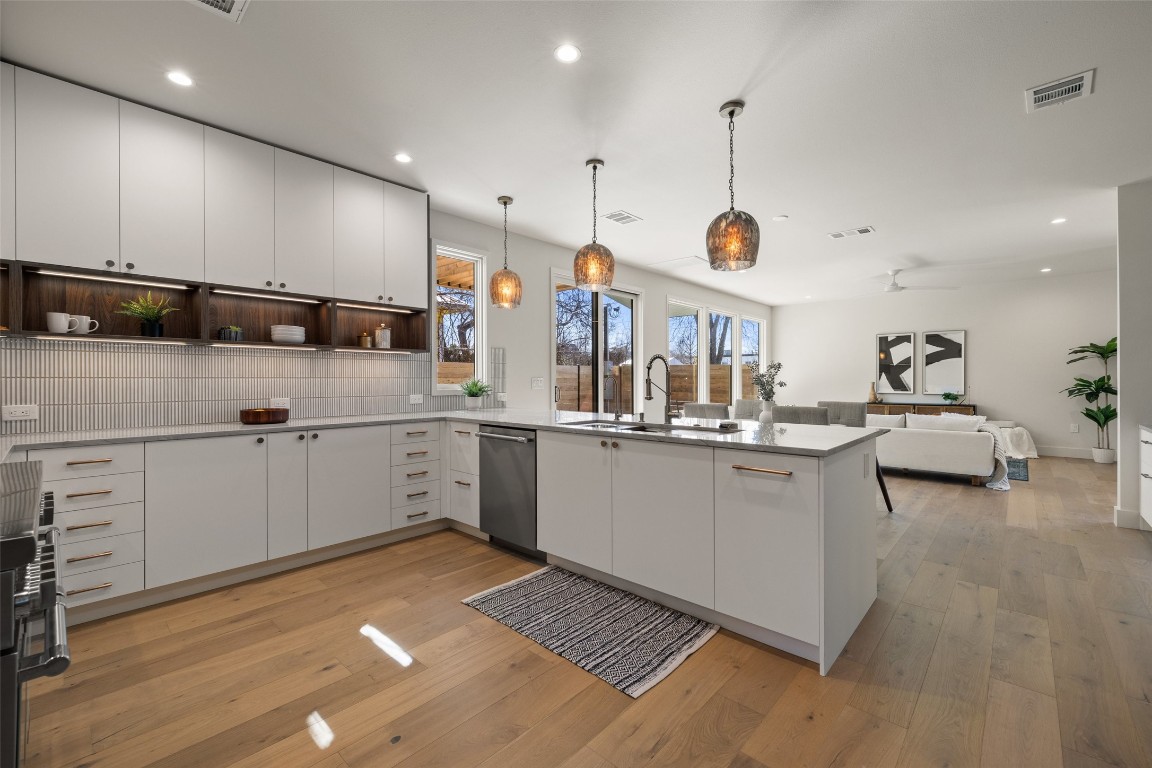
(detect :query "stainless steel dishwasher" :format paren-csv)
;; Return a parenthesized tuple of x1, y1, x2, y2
(477, 425, 538, 555)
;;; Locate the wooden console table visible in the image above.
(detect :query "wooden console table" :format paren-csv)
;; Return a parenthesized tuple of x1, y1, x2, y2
(867, 403, 977, 416)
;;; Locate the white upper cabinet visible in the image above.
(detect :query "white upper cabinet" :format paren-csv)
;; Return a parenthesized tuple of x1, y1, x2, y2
(334, 167, 385, 302)
(383, 184, 429, 309)
(1, 63, 14, 261)
(119, 101, 204, 281)
(14, 68, 119, 270)
(205, 127, 274, 289)
(274, 149, 333, 296)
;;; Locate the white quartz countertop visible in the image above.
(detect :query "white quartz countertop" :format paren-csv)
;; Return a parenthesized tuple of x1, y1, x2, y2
(1, 409, 886, 462)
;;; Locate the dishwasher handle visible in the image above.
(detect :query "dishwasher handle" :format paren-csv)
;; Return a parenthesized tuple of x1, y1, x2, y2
(476, 432, 534, 444)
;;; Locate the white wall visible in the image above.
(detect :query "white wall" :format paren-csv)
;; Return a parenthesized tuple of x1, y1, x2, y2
(430, 210, 773, 414)
(1116, 177, 1152, 529)
(771, 270, 1117, 458)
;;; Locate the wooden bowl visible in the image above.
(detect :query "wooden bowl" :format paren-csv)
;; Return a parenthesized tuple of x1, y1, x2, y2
(240, 408, 289, 425)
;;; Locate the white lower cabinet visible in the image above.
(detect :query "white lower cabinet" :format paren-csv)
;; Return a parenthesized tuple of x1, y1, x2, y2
(537, 431, 613, 574)
(714, 449, 821, 644)
(1141, 426, 1151, 528)
(448, 470, 479, 528)
(307, 426, 391, 549)
(268, 431, 309, 559)
(145, 435, 269, 588)
(611, 440, 715, 609)
(62, 562, 145, 607)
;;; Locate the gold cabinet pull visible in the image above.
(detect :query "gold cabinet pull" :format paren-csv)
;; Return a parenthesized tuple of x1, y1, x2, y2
(66, 458, 113, 466)
(66, 582, 113, 596)
(406, 490, 429, 498)
(454, 480, 472, 487)
(406, 450, 429, 457)
(406, 430, 428, 436)
(732, 464, 793, 477)
(66, 520, 114, 531)
(406, 511, 429, 519)
(66, 551, 114, 564)
(66, 489, 113, 499)
(406, 470, 429, 478)
(454, 430, 471, 436)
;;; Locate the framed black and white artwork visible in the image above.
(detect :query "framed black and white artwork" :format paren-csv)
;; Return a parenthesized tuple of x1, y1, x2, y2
(923, 330, 966, 395)
(876, 332, 914, 394)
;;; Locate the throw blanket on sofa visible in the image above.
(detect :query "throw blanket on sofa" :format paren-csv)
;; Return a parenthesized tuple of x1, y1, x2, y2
(1000, 427, 1039, 459)
(979, 424, 1011, 491)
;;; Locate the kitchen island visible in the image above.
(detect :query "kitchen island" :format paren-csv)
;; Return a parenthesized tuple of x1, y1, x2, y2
(1, 409, 883, 674)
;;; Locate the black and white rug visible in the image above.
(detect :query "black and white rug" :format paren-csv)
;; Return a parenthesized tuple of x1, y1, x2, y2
(462, 566, 718, 697)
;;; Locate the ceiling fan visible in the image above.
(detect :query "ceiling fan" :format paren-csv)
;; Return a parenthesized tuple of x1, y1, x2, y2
(878, 268, 958, 293)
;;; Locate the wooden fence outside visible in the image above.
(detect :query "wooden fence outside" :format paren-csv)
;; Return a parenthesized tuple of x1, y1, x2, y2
(555, 364, 755, 412)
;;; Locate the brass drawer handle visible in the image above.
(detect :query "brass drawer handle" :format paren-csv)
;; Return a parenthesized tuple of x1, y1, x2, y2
(67, 551, 113, 564)
(66, 489, 113, 499)
(66, 582, 113, 596)
(406, 430, 428, 437)
(406, 490, 429, 498)
(66, 520, 114, 531)
(406, 450, 429, 457)
(454, 430, 471, 436)
(454, 480, 472, 487)
(732, 464, 793, 477)
(406, 470, 429, 478)
(66, 458, 113, 466)
(406, 511, 429, 519)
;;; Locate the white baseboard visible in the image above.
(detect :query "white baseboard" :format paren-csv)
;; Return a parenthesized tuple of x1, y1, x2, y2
(1114, 505, 1144, 530)
(1036, 445, 1094, 459)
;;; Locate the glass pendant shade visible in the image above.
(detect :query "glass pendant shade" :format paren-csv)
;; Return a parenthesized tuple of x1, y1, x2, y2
(706, 209, 760, 271)
(574, 242, 615, 292)
(489, 267, 523, 309)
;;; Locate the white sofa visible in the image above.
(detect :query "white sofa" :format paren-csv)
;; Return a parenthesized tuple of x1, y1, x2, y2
(870, 413, 995, 479)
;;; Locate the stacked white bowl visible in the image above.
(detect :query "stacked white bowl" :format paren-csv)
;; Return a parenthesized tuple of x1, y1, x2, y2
(270, 325, 306, 344)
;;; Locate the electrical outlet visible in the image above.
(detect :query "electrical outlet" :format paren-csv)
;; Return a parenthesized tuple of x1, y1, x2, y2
(270, 397, 290, 410)
(497, 393, 507, 403)
(1070, 423, 1079, 433)
(409, 394, 424, 405)
(531, 377, 545, 390)
(2, 405, 39, 421)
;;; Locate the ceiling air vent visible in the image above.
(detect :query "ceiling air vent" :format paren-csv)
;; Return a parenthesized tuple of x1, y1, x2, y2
(827, 225, 876, 240)
(187, 0, 250, 23)
(1026, 70, 1094, 113)
(602, 210, 643, 225)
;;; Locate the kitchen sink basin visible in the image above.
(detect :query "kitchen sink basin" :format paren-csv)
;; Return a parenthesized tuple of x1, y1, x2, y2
(564, 419, 742, 435)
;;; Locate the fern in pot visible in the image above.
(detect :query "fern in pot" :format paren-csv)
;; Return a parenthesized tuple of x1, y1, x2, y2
(1060, 337, 1117, 464)
(460, 378, 493, 410)
(115, 291, 180, 338)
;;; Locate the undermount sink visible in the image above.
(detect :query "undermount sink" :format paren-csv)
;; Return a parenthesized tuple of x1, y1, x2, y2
(564, 419, 743, 435)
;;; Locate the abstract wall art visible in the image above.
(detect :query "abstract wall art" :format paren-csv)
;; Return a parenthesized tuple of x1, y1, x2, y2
(923, 330, 966, 395)
(876, 332, 914, 394)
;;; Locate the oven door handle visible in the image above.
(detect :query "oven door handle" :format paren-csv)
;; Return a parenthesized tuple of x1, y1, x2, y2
(19, 600, 70, 681)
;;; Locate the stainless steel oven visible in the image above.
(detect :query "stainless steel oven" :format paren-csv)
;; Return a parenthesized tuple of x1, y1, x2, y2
(2, 462, 71, 768)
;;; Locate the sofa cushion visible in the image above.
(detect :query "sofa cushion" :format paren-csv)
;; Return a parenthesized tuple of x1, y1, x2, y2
(906, 413, 985, 432)
(866, 413, 906, 428)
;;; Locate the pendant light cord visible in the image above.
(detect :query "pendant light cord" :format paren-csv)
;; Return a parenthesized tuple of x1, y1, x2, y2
(592, 163, 598, 244)
(502, 201, 509, 269)
(728, 111, 736, 212)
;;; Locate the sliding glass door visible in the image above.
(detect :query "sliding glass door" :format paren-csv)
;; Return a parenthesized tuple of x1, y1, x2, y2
(554, 280, 638, 414)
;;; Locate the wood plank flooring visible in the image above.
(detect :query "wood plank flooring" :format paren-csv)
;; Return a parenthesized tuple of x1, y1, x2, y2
(25, 457, 1152, 768)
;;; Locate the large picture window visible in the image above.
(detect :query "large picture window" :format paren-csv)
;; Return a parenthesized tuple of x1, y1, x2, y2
(436, 247, 484, 388)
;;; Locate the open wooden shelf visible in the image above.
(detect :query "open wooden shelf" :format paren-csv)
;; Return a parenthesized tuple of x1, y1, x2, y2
(333, 303, 427, 351)
(207, 289, 331, 346)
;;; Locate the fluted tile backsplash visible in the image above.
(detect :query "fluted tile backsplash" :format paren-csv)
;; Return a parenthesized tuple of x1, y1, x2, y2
(1, 338, 507, 434)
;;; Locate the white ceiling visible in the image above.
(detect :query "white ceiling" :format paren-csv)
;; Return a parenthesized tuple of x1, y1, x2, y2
(2, 1, 1150, 305)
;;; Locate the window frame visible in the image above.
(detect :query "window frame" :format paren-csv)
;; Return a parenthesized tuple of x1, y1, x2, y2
(666, 298, 769, 404)
(433, 241, 486, 393)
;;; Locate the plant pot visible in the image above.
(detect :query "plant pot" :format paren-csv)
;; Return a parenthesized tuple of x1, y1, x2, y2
(140, 321, 164, 338)
(217, 328, 243, 342)
(464, 396, 483, 410)
(1092, 448, 1116, 464)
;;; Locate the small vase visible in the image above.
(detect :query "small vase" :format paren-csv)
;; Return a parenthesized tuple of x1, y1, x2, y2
(140, 321, 164, 338)
(758, 399, 775, 425)
(868, 382, 881, 404)
(465, 396, 482, 410)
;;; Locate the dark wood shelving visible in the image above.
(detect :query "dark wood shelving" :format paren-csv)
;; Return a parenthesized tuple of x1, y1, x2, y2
(0, 262, 12, 331)
(207, 290, 331, 346)
(333, 304, 427, 351)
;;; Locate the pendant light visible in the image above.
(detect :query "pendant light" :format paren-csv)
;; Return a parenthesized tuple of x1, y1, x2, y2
(706, 100, 760, 271)
(489, 196, 523, 309)
(573, 159, 615, 292)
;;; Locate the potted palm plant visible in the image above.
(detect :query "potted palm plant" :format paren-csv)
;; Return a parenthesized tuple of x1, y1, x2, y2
(1061, 337, 1117, 463)
(460, 378, 492, 410)
(115, 291, 180, 337)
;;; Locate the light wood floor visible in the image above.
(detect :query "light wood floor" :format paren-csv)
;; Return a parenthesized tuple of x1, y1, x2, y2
(26, 457, 1152, 768)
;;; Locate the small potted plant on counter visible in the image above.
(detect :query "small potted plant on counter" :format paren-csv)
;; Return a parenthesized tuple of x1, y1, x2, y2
(115, 291, 180, 337)
(460, 378, 493, 410)
(1061, 337, 1118, 463)
(217, 325, 244, 342)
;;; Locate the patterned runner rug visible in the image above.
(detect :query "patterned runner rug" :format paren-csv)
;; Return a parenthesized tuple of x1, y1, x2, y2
(462, 566, 718, 697)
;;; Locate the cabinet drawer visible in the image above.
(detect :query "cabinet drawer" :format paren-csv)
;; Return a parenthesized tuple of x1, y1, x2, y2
(62, 561, 145, 607)
(58, 502, 144, 543)
(45, 472, 144, 512)
(390, 460, 441, 487)
(392, 499, 442, 529)
(391, 441, 440, 466)
(61, 531, 145, 577)
(1140, 430, 1152, 475)
(390, 480, 440, 508)
(448, 422, 479, 475)
(392, 423, 439, 445)
(30, 442, 144, 480)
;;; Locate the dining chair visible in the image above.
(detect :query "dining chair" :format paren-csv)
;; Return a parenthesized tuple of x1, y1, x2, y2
(683, 402, 730, 419)
(817, 400, 894, 514)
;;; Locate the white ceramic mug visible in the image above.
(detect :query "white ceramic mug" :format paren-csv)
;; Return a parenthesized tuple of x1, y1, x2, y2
(70, 315, 99, 334)
(47, 312, 79, 334)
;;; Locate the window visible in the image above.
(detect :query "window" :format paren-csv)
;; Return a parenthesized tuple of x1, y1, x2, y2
(668, 302, 766, 407)
(667, 301, 702, 411)
(435, 247, 484, 388)
(707, 311, 735, 405)
(554, 279, 640, 414)
(740, 318, 764, 397)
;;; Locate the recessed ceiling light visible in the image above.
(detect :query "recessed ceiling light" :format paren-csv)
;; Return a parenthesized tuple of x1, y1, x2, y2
(772, 215, 790, 222)
(393, 153, 412, 164)
(166, 71, 193, 87)
(1041, 267, 1052, 273)
(1050, 217, 1067, 224)
(554, 44, 581, 63)
(804, 295, 812, 299)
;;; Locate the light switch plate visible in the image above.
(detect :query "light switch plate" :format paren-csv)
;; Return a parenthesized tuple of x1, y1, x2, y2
(1070, 423, 1079, 433)
(270, 398, 290, 410)
(531, 377, 545, 390)
(2, 405, 39, 421)
(409, 394, 424, 405)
